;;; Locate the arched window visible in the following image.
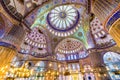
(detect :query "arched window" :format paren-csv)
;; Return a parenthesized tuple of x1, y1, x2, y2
(74, 55, 77, 59)
(103, 52, 120, 64)
(68, 55, 71, 60)
(72, 64, 75, 70)
(71, 55, 74, 60)
(34, 61, 45, 72)
(103, 52, 120, 80)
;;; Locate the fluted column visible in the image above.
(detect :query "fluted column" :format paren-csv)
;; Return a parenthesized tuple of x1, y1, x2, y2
(92, 0, 119, 24)
(0, 45, 16, 77)
(92, 0, 120, 47)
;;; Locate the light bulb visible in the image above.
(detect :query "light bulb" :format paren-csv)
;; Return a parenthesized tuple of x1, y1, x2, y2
(49, 63, 52, 67)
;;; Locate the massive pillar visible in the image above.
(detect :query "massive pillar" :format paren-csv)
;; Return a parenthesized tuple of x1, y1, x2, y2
(0, 24, 25, 78)
(88, 49, 111, 80)
(92, 0, 120, 47)
(0, 45, 16, 78)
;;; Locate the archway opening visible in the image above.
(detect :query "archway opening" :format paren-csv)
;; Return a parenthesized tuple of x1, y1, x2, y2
(103, 52, 120, 80)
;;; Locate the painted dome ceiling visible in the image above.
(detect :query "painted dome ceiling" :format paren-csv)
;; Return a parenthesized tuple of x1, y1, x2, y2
(25, 27, 47, 48)
(55, 38, 88, 61)
(15, 0, 90, 58)
(1, 0, 120, 80)
(20, 27, 48, 58)
(47, 5, 80, 37)
(0, 0, 118, 60)
(55, 38, 85, 54)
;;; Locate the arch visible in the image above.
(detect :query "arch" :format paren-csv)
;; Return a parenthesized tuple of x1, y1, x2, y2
(103, 52, 120, 64)
(25, 27, 47, 48)
(22, 27, 52, 58)
(23, 0, 87, 28)
(55, 38, 88, 61)
(109, 18, 120, 47)
(55, 38, 86, 54)
(103, 51, 120, 80)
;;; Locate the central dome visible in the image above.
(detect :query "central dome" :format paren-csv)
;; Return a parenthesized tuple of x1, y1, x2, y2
(47, 5, 80, 37)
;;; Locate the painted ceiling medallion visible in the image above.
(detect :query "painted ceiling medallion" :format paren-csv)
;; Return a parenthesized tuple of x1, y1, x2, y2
(47, 5, 80, 37)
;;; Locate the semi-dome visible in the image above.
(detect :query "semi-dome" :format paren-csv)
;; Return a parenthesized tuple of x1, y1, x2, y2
(55, 38, 85, 54)
(56, 38, 88, 61)
(25, 27, 47, 48)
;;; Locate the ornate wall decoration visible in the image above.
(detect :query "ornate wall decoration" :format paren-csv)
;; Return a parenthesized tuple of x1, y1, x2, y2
(90, 17, 116, 49)
(55, 38, 88, 61)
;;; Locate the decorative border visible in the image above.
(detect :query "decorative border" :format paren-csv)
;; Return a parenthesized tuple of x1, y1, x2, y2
(0, 0, 22, 21)
(0, 42, 16, 49)
(105, 9, 120, 30)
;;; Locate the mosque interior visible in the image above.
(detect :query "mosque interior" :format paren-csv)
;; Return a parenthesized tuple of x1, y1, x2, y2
(0, 0, 120, 80)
